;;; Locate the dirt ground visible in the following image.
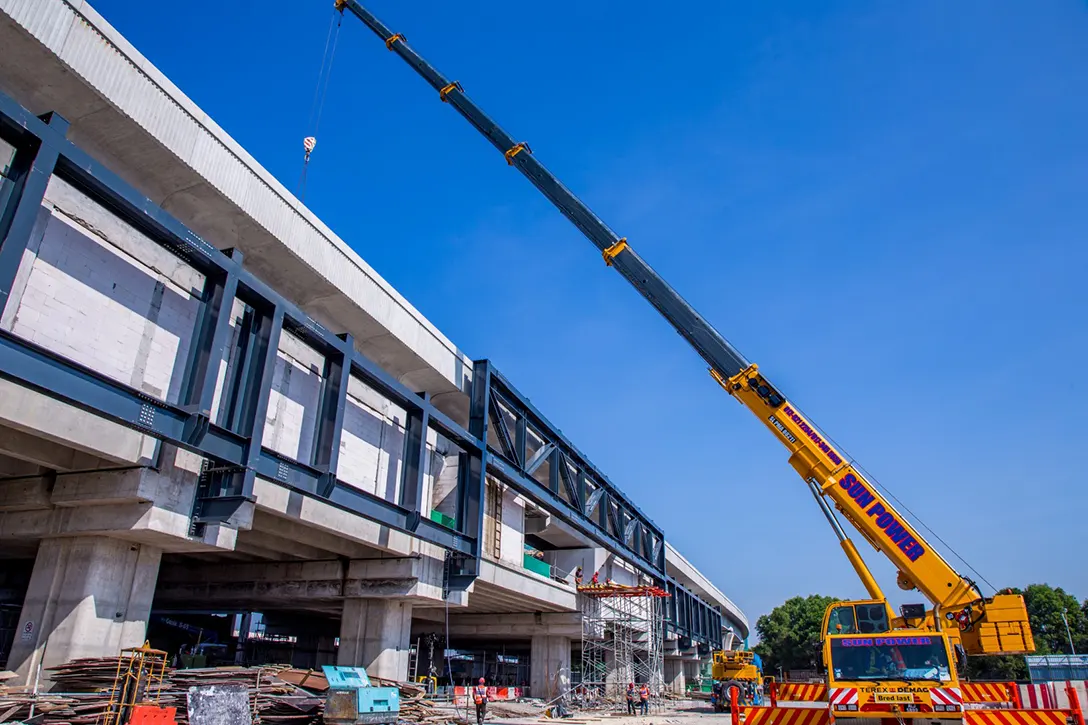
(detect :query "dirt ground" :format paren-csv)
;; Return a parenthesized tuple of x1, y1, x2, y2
(454, 699, 731, 725)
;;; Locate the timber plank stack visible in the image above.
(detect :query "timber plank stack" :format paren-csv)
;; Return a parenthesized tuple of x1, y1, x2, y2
(0, 661, 481, 725)
(0, 662, 322, 725)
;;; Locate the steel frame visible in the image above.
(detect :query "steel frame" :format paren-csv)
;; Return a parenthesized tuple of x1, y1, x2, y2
(475, 363, 666, 579)
(666, 578, 723, 650)
(0, 91, 480, 587)
(0, 90, 722, 636)
(0, 89, 687, 596)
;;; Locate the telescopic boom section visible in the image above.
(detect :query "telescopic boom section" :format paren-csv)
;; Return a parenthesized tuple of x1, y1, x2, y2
(335, 0, 1033, 656)
(335, 0, 749, 380)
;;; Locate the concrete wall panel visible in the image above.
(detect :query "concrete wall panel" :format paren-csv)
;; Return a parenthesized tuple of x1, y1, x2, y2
(4, 193, 199, 403)
(263, 331, 323, 463)
(499, 488, 525, 567)
(337, 378, 406, 503)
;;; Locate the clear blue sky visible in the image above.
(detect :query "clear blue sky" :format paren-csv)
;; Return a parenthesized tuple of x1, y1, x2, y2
(93, 0, 1087, 626)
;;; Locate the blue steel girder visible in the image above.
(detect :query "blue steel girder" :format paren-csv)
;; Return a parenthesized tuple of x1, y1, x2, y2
(479, 362, 666, 581)
(666, 576, 724, 648)
(0, 86, 674, 590)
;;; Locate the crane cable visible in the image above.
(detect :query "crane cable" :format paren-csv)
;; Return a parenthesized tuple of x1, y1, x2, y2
(298, 9, 344, 201)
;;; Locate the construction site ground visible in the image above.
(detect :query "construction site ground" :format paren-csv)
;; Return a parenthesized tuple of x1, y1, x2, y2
(457, 699, 730, 725)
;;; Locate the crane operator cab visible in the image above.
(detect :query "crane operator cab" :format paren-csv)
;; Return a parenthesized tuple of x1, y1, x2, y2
(822, 601, 963, 720)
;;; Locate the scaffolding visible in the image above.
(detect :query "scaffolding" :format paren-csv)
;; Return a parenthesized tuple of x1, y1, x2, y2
(578, 585, 667, 705)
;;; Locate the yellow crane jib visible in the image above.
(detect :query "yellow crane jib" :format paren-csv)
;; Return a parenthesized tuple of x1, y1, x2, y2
(713, 364, 1034, 655)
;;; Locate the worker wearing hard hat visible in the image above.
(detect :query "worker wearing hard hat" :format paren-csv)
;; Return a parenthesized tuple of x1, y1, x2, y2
(473, 677, 489, 724)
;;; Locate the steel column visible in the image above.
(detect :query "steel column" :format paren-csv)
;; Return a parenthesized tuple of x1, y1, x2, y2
(399, 390, 430, 527)
(312, 333, 354, 496)
(0, 111, 67, 316)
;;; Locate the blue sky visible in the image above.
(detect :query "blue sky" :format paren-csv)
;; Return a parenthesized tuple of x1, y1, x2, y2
(93, 0, 1088, 626)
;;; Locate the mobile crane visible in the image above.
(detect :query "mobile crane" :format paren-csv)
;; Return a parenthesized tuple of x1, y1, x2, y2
(332, 1, 1039, 719)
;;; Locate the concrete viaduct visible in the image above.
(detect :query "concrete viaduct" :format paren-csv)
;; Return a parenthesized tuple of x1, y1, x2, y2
(0, 0, 747, 696)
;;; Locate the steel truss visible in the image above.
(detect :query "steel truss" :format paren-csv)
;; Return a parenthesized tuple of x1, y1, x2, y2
(579, 586, 666, 704)
(666, 578, 723, 651)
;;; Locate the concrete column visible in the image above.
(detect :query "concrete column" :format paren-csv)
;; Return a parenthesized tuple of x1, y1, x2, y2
(338, 599, 413, 681)
(604, 647, 633, 696)
(682, 659, 701, 687)
(664, 659, 686, 694)
(530, 635, 571, 700)
(8, 536, 162, 687)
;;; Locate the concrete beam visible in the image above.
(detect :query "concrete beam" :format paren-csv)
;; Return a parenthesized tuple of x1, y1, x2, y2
(249, 512, 380, 559)
(250, 476, 427, 559)
(471, 559, 577, 613)
(666, 542, 748, 638)
(0, 424, 108, 471)
(0, 380, 158, 466)
(0, 452, 241, 553)
(0, 455, 42, 477)
(0, 476, 52, 512)
(237, 529, 346, 561)
(433, 612, 582, 638)
(155, 556, 448, 606)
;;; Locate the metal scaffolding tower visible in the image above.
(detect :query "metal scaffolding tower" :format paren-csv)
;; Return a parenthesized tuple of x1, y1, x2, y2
(579, 585, 667, 705)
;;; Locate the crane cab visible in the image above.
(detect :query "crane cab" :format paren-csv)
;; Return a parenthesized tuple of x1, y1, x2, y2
(823, 630, 962, 720)
(823, 600, 894, 637)
(821, 601, 963, 720)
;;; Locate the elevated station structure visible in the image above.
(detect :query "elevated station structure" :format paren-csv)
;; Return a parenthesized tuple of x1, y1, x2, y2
(0, 0, 746, 696)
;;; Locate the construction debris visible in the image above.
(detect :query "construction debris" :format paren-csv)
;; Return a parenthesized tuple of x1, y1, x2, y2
(0, 661, 321, 725)
(0, 661, 494, 725)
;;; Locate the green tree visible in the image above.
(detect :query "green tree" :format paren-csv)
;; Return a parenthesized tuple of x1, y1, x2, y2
(753, 595, 839, 675)
(965, 584, 1087, 681)
(1022, 584, 1087, 655)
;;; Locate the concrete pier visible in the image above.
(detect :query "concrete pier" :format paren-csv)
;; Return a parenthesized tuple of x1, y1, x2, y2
(530, 635, 572, 700)
(339, 600, 414, 681)
(9, 536, 161, 684)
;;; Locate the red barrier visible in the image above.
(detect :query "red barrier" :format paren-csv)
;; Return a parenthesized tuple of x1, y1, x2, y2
(1066, 683, 1085, 725)
(741, 706, 830, 725)
(965, 710, 1070, 725)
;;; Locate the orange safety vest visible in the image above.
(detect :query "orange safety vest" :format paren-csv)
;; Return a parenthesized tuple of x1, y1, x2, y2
(639, 686, 649, 701)
(474, 685, 487, 705)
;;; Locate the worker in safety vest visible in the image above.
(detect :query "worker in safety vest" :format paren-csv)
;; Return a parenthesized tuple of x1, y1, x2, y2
(638, 683, 649, 715)
(626, 683, 636, 715)
(473, 677, 489, 724)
